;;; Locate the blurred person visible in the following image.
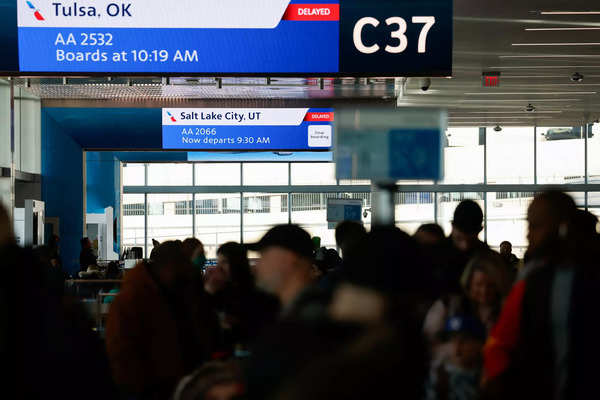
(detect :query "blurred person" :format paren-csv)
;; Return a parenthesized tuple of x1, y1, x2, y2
(424, 250, 509, 363)
(499, 241, 518, 266)
(106, 241, 218, 399)
(173, 361, 245, 400)
(244, 226, 349, 400)
(415, 223, 446, 246)
(313, 247, 342, 279)
(518, 191, 577, 279)
(335, 220, 367, 261)
(79, 237, 97, 272)
(0, 204, 14, 246)
(204, 242, 279, 353)
(183, 237, 207, 271)
(499, 241, 519, 283)
(426, 315, 487, 400)
(249, 225, 327, 320)
(0, 204, 117, 399)
(150, 238, 161, 259)
(48, 234, 62, 268)
(451, 200, 485, 254)
(275, 325, 427, 400)
(482, 191, 599, 400)
(444, 200, 488, 295)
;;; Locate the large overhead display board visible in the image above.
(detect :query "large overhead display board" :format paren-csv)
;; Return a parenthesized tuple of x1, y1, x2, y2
(9, 0, 452, 76)
(162, 108, 334, 151)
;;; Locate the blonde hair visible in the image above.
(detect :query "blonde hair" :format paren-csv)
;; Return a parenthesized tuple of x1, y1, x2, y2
(460, 250, 511, 298)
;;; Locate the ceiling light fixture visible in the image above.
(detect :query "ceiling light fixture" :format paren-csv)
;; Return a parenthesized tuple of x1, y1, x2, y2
(460, 99, 582, 102)
(464, 91, 596, 95)
(500, 55, 600, 58)
(458, 111, 562, 114)
(525, 27, 600, 31)
(513, 43, 600, 46)
(489, 65, 600, 69)
(540, 11, 600, 15)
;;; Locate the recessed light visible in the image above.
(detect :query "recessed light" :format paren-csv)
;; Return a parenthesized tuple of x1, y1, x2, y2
(464, 92, 596, 95)
(525, 27, 600, 31)
(500, 55, 600, 58)
(513, 43, 600, 46)
(540, 11, 600, 15)
(489, 66, 600, 69)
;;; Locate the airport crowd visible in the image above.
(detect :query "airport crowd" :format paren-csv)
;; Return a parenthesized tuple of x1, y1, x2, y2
(1, 190, 599, 400)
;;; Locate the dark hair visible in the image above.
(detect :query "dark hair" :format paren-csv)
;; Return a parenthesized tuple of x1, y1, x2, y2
(500, 241, 511, 247)
(415, 224, 445, 240)
(453, 200, 483, 234)
(182, 237, 204, 260)
(534, 191, 577, 224)
(217, 242, 254, 288)
(335, 221, 367, 248)
(315, 248, 342, 274)
(151, 241, 187, 268)
(80, 237, 89, 248)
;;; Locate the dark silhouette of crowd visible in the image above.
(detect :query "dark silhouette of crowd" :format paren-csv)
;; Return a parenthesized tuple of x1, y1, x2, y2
(1, 190, 599, 399)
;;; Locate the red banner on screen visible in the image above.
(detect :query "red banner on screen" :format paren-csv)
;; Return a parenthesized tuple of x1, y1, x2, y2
(282, 4, 340, 21)
(304, 112, 335, 122)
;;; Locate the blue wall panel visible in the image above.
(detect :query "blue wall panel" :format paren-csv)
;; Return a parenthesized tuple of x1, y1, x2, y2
(41, 111, 83, 276)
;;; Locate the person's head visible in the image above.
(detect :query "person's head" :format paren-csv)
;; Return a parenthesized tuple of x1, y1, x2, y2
(173, 361, 244, 400)
(48, 234, 60, 247)
(499, 241, 512, 256)
(216, 242, 253, 288)
(314, 247, 342, 275)
(0, 204, 14, 246)
(182, 237, 206, 268)
(414, 223, 445, 246)
(460, 250, 509, 307)
(249, 225, 314, 305)
(150, 240, 193, 290)
(152, 239, 160, 248)
(527, 191, 577, 258)
(444, 315, 486, 370)
(80, 237, 91, 249)
(335, 221, 367, 259)
(451, 200, 484, 252)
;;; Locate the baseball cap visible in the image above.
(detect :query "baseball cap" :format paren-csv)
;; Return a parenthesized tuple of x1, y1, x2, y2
(444, 314, 487, 341)
(246, 225, 314, 260)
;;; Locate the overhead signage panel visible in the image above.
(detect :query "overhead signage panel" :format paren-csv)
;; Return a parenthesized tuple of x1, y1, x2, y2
(162, 108, 334, 151)
(9, 0, 452, 76)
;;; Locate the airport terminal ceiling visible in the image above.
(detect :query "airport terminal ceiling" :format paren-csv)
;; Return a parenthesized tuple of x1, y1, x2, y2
(2, 0, 599, 127)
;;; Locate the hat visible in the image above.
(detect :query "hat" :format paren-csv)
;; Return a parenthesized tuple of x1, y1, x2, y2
(246, 225, 314, 260)
(444, 315, 487, 341)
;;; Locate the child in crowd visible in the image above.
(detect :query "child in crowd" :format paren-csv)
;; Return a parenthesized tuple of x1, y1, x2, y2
(426, 315, 486, 400)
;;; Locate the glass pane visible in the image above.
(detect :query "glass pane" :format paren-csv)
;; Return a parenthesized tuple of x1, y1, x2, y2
(588, 123, 600, 182)
(395, 192, 435, 234)
(147, 163, 193, 186)
(122, 163, 145, 186)
(243, 163, 288, 185)
(537, 126, 585, 184)
(441, 127, 484, 184)
(487, 126, 534, 184)
(242, 193, 289, 244)
(147, 194, 193, 248)
(122, 194, 145, 256)
(195, 163, 241, 186)
(195, 193, 241, 259)
(289, 193, 370, 248)
(436, 192, 485, 239)
(291, 163, 336, 185)
(338, 179, 371, 185)
(486, 192, 533, 258)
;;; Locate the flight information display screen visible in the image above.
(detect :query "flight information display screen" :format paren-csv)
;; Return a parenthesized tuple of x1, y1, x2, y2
(162, 108, 334, 151)
(7, 0, 452, 75)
